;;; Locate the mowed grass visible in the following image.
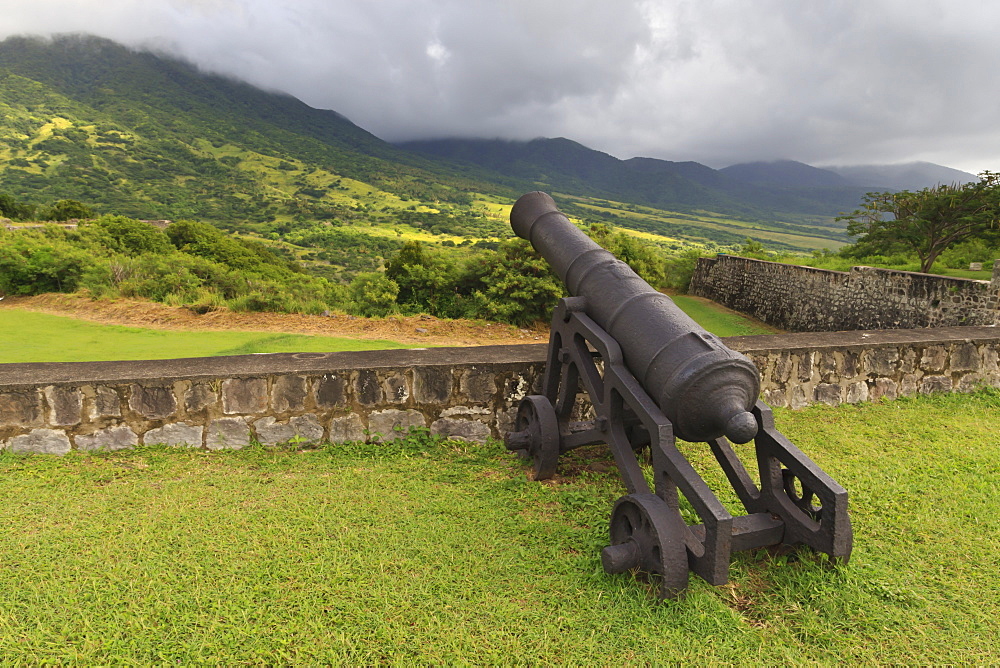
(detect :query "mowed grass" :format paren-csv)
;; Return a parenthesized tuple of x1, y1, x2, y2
(0, 309, 410, 363)
(671, 295, 780, 336)
(1, 298, 772, 364)
(0, 390, 998, 663)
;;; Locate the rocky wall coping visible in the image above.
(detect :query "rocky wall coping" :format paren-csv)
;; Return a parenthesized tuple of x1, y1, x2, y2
(0, 344, 551, 389)
(725, 325, 1000, 354)
(714, 254, 850, 278)
(851, 265, 991, 285)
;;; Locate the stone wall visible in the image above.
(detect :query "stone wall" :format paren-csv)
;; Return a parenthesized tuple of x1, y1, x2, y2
(0, 347, 547, 455)
(689, 255, 1000, 332)
(2, 326, 999, 454)
(729, 326, 1000, 408)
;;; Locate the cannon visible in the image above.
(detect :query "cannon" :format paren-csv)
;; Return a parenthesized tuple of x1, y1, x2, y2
(505, 192, 852, 599)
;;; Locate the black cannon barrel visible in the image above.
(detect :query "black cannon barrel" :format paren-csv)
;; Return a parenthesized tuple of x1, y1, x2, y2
(511, 192, 760, 444)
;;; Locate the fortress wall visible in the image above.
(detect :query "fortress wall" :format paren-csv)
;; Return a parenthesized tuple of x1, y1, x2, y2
(689, 255, 1000, 331)
(2, 326, 999, 454)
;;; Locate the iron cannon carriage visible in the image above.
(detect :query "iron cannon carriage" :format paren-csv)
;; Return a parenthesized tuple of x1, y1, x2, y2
(504, 192, 852, 599)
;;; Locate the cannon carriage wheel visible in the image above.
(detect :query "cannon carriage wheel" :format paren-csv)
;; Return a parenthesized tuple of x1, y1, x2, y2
(504, 395, 561, 480)
(601, 493, 689, 599)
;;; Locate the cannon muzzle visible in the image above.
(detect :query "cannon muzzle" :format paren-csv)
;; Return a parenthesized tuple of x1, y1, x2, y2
(510, 191, 760, 443)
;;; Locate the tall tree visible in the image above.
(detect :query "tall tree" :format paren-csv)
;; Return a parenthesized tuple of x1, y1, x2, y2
(839, 172, 999, 273)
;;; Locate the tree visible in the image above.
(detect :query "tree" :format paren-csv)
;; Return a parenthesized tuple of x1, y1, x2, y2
(586, 224, 668, 287)
(384, 241, 464, 317)
(469, 239, 564, 326)
(838, 173, 999, 273)
(43, 199, 94, 221)
(0, 193, 36, 221)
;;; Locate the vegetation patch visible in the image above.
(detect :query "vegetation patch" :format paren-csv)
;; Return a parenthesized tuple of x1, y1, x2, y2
(0, 309, 410, 363)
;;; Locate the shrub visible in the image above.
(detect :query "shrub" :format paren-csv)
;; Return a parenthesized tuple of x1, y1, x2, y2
(0, 228, 90, 294)
(348, 272, 399, 317)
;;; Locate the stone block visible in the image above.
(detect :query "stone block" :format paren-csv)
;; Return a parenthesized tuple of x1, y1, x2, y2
(184, 382, 217, 413)
(254, 414, 324, 445)
(899, 374, 918, 396)
(272, 375, 308, 412)
(814, 383, 842, 406)
(206, 418, 251, 450)
(789, 385, 809, 409)
(368, 409, 426, 440)
(496, 406, 519, 435)
(867, 348, 900, 377)
(144, 423, 204, 447)
(329, 414, 366, 443)
(381, 372, 409, 404)
(354, 370, 382, 405)
(460, 368, 497, 404)
(841, 351, 859, 379)
(441, 406, 491, 419)
(845, 381, 869, 404)
(919, 375, 953, 395)
(819, 352, 837, 382)
(413, 367, 452, 404)
(315, 374, 347, 408)
(44, 386, 82, 427)
(919, 346, 948, 374)
(129, 384, 177, 420)
(0, 391, 43, 427)
(91, 386, 122, 419)
(797, 352, 815, 383)
(431, 418, 492, 443)
(957, 373, 986, 393)
(772, 352, 793, 383)
(899, 348, 918, 374)
(746, 354, 768, 380)
(763, 388, 788, 408)
(7, 428, 71, 455)
(950, 343, 980, 372)
(222, 378, 268, 415)
(870, 378, 897, 402)
(76, 425, 138, 452)
(984, 347, 999, 373)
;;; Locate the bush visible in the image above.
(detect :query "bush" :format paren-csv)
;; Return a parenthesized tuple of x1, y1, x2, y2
(348, 272, 399, 317)
(0, 228, 90, 294)
(83, 215, 173, 256)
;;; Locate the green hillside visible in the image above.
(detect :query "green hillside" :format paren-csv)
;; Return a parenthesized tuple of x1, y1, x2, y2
(0, 34, 851, 254)
(0, 34, 504, 227)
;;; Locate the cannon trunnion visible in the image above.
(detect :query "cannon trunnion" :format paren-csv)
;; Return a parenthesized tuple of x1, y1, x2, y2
(505, 192, 852, 599)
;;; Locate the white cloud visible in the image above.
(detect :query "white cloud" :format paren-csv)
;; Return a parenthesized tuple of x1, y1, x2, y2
(1, 0, 998, 173)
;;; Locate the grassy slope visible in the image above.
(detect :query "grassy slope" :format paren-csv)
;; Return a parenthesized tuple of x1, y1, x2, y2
(0, 310, 409, 362)
(0, 390, 996, 663)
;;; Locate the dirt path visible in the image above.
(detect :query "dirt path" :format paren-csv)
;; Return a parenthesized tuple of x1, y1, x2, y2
(0, 294, 550, 347)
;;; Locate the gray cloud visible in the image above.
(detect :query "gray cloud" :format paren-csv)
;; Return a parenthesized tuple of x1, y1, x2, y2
(1, 0, 998, 173)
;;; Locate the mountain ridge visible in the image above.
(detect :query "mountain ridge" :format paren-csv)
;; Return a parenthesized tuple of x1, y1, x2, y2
(0, 33, 978, 254)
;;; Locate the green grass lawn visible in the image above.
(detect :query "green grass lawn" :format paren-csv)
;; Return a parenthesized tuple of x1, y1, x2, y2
(0, 309, 411, 363)
(0, 299, 772, 364)
(0, 389, 997, 663)
(671, 295, 780, 336)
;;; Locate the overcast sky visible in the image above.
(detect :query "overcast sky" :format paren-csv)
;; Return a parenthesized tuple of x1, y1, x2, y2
(2, 0, 998, 173)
